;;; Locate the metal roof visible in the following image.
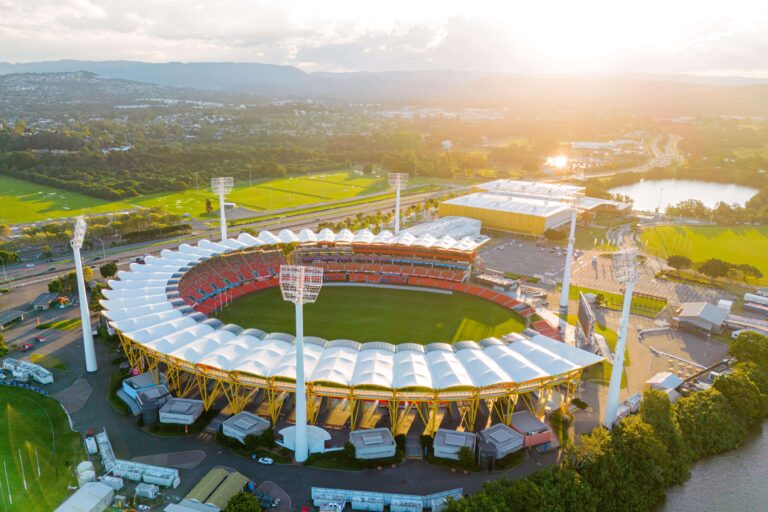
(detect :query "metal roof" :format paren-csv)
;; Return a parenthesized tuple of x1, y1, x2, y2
(101, 234, 603, 395)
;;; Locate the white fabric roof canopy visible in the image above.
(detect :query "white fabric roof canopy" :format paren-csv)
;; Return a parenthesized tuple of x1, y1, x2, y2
(101, 233, 602, 393)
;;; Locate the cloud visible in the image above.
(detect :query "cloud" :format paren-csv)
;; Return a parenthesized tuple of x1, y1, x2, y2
(0, 0, 767, 76)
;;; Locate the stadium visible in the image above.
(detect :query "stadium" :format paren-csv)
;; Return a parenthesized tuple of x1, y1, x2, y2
(101, 219, 602, 434)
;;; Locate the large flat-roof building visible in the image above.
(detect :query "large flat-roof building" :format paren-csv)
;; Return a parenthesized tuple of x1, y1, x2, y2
(440, 193, 572, 235)
(673, 302, 729, 334)
(440, 180, 629, 235)
(349, 428, 396, 460)
(54, 482, 114, 512)
(511, 411, 552, 448)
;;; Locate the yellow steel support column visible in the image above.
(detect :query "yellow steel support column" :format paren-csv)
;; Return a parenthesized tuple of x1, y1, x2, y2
(266, 385, 285, 425)
(494, 394, 518, 425)
(349, 397, 359, 431)
(458, 396, 480, 432)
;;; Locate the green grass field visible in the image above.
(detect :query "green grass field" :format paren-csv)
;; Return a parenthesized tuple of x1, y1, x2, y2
(0, 171, 390, 225)
(214, 286, 526, 344)
(36, 318, 81, 331)
(641, 225, 768, 284)
(568, 285, 667, 317)
(0, 175, 133, 225)
(0, 387, 84, 512)
(132, 171, 388, 217)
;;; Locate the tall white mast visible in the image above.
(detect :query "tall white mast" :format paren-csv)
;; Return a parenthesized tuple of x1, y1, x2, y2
(387, 173, 409, 234)
(211, 177, 233, 241)
(71, 216, 97, 372)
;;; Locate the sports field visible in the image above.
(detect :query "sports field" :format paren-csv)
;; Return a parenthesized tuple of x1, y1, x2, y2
(0, 175, 133, 225)
(0, 387, 85, 512)
(132, 171, 387, 217)
(214, 286, 526, 344)
(641, 225, 768, 283)
(0, 171, 387, 225)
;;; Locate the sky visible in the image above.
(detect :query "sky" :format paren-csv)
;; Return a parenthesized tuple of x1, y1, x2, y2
(1, 0, 767, 76)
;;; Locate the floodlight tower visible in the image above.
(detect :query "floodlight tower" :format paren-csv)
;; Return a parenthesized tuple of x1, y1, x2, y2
(279, 265, 324, 462)
(211, 177, 234, 241)
(603, 248, 639, 428)
(387, 173, 409, 234)
(559, 193, 582, 318)
(71, 217, 97, 372)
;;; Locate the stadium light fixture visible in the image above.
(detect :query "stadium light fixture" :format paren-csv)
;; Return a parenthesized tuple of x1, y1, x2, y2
(603, 248, 639, 428)
(70, 216, 97, 372)
(558, 192, 583, 319)
(279, 264, 324, 462)
(211, 176, 234, 241)
(387, 172, 409, 234)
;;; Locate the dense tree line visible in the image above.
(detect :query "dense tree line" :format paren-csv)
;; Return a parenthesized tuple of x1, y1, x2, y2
(447, 332, 768, 512)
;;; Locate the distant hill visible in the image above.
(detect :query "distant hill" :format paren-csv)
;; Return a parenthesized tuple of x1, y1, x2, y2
(2, 60, 768, 114)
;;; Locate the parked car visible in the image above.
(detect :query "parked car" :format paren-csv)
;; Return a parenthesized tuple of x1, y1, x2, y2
(34, 336, 45, 343)
(256, 457, 274, 465)
(25, 263, 34, 268)
(19, 343, 34, 352)
(48, 267, 56, 271)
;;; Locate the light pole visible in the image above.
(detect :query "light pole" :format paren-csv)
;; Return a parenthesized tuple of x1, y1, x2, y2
(387, 173, 409, 234)
(211, 177, 234, 241)
(0, 259, 8, 291)
(656, 187, 664, 218)
(279, 265, 324, 463)
(71, 217, 97, 372)
(559, 192, 582, 319)
(603, 249, 639, 428)
(98, 239, 106, 260)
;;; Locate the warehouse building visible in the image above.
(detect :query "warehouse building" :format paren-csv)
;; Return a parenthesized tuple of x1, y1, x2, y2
(440, 192, 572, 235)
(349, 428, 397, 460)
(205, 471, 250, 510)
(673, 302, 729, 334)
(185, 467, 230, 504)
(511, 411, 553, 448)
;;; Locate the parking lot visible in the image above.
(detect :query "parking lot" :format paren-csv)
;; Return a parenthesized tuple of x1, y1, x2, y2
(479, 234, 590, 281)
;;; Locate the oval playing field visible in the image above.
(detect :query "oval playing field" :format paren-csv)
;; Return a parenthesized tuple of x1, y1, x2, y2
(213, 285, 526, 344)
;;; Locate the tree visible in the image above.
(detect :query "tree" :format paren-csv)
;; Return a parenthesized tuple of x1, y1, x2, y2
(205, 199, 213, 213)
(0, 224, 10, 239)
(99, 262, 118, 279)
(457, 446, 475, 469)
(48, 278, 63, 293)
(0, 334, 7, 357)
(223, 492, 262, 512)
(698, 258, 730, 278)
(735, 263, 763, 280)
(544, 229, 567, 241)
(673, 388, 746, 459)
(362, 163, 373, 175)
(728, 331, 768, 367)
(0, 250, 19, 265)
(666, 255, 692, 270)
(640, 390, 691, 484)
(713, 370, 768, 429)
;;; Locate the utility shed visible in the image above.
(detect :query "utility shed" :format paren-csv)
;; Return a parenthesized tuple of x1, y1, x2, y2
(31, 292, 58, 311)
(478, 423, 524, 459)
(205, 471, 249, 510)
(165, 500, 220, 512)
(433, 429, 476, 460)
(221, 411, 270, 444)
(511, 411, 552, 448)
(185, 467, 230, 503)
(349, 428, 396, 460)
(159, 398, 204, 425)
(54, 482, 114, 512)
(647, 372, 683, 391)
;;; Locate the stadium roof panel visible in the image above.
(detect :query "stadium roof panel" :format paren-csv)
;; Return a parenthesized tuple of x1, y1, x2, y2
(102, 234, 603, 395)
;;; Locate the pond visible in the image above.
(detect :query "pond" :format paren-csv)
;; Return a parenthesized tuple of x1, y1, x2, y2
(608, 179, 758, 212)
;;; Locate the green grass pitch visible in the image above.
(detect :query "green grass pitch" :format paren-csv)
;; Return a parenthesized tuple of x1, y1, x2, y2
(213, 286, 526, 344)
(641, 225, 768, 284)
(0, 171, 386, 225)
(0, 387, 85, 512)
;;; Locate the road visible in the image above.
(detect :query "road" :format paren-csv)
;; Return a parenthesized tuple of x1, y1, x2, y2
(585, 134, 682, 179)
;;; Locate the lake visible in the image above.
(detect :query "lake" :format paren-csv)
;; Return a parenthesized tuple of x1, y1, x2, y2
(608, 179, 758, 212)
(660, 429, 768, 511)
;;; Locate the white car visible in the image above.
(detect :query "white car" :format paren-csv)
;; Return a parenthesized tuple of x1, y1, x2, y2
(257, 457, 274, 465)
(137, 506, 151, 511)
(25, 263, 35, 268)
